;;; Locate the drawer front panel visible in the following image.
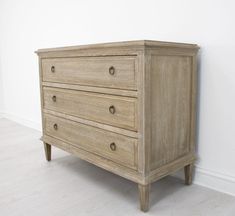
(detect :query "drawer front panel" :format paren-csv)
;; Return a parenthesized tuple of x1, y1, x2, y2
(43, 87, 137, 131)
(44, 114, 137, 169)
(42, 56, 136, 90)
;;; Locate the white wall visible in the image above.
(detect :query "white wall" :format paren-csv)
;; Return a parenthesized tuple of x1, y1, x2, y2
(0, 78, 3, 118)
(0, 65, 4, 117)
(0, 34, 4, 116)
(0, 0, 235, 195)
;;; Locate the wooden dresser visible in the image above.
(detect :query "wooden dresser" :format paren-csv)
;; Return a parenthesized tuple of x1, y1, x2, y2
(36, 40, 199, 212)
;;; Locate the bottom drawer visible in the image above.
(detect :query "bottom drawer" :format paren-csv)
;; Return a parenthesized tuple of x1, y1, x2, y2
(44, 114, 137, 170)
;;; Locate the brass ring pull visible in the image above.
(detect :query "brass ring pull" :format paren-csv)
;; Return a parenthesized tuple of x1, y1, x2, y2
(52, 95, 56, 102)
(51, 66, 55, 73)
(53, 123, 58, 130)
(109, 105, 115, 114)
(110, 142, 116, 151)
(109, 66, 115, 75)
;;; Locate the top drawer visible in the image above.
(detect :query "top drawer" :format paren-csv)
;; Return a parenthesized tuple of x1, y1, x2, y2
(42, 56, 137, 90)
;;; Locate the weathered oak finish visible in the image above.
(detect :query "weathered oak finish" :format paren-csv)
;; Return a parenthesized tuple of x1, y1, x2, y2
(150, 55, 192, 170)
(138, 184, 150, 212)
(184, 163, 194, 185)
(44, 113, 137, 170)
(43, 87, 137, 131)
(43, 142, 51, 161)
(42, 56, 137, 90)
(36, 40, 199, 212)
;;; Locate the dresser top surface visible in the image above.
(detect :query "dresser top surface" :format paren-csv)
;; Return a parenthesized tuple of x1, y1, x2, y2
(36, 40, 199, 54)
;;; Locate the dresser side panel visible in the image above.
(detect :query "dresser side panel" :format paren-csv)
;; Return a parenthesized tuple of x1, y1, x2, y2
(150, 55, 193, 170)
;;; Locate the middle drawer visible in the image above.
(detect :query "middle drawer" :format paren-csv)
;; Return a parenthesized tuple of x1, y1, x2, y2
(43, 87, 137, 131)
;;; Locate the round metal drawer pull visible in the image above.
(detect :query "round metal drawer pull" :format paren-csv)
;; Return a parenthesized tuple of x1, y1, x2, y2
(52, 95, 56, 102)
(109, 66, 115, 75)
(53, 123, 58, 130)
(109, 105, 115, 114)
(110, 142, 116, 151)
(51, 66, 55, 73)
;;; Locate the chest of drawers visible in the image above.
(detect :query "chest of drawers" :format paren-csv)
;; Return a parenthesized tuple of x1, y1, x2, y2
(36, 40, 199, 212)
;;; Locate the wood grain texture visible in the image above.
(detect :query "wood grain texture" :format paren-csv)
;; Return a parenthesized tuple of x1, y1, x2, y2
(142, 50, 152, 178)
(148, 154, 196, 184)
(43, 142, 51, 161)
(43, 109, 139, 139)
(138, 184, 150, 212)
(43, 87, 137, 131)
(42, 81, 138, 97)
(38, 57, 45, 134)
(44, 114, 138, 170)
(150, 55, 192, 170)
(136, 52, 146, 175)
(36, 40, 199, 53)
(36, 40, 199, 212)
(42, 56, 137, 90)
(189, 55, 198, 154)
(184, 163, 194, 185)
(42, 134, 144, 184)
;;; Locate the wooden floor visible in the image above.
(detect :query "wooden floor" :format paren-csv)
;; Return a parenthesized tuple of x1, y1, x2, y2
(0, 118, 235, 216)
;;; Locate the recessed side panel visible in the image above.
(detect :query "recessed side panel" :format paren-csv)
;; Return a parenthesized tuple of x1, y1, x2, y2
(150, 55, 192, 170)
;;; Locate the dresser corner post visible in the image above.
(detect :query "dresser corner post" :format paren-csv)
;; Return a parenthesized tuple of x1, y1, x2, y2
(138, 183, 150, 212)
(43, 142, 51, 161)
(184, 163, 194, 185)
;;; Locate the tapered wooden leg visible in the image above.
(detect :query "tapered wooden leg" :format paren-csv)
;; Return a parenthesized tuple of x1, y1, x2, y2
(44, 142, 51, 161)
(138, 184, 150, 212)
(184, 163, 193, 185)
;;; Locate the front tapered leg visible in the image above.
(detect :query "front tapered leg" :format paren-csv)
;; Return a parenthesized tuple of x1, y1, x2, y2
(184, 163, 193, 185)
(44, 142, 51, 161)
(138, 184, 150, 212)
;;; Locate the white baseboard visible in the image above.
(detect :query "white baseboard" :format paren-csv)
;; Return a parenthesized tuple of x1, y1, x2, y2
(2, 112, 41, 131)
(172, 165, 235, 197)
